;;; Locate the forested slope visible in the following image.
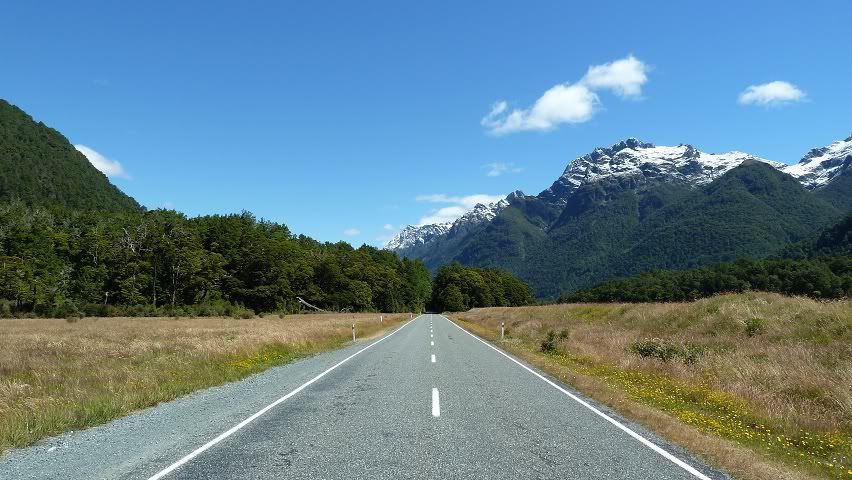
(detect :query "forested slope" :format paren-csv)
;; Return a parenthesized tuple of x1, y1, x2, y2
(0, 99, 140, 211)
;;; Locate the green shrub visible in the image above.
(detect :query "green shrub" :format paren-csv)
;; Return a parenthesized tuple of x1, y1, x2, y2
(631, 338, 680, 362)
(540, 330, 559, 353)
(744, 317, 765, 337)
(629, 338, 706, 364)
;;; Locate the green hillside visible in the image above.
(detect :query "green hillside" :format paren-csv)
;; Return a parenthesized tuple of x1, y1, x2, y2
(815, 169, 852, 211)
(0, 99, 140, 211)
(566, 211, 852, 302)
(782, 211, 852, 259)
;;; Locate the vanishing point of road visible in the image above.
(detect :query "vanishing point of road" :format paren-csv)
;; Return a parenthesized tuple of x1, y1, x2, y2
(0, 315, 728, 479)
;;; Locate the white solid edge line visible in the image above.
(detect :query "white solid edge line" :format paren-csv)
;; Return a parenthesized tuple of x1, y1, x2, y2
(146, 316, 419, 480)
(431, 354, 436, 363)
(432, 388, 441, 417)
(443, 315, 712, 480)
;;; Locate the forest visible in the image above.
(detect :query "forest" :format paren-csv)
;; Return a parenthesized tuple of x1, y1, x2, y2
(564, 256, 852, 303)
(0, 201, 436, 317)
(0, 200, 537, 318)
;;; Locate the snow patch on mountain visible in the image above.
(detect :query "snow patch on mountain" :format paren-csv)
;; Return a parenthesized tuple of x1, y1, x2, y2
(385, 223, 452, 250)
(385, 197, 510, 251)
(451, 198, 509, 232)
(782, 135, 852, 189)
(541, 138, 782, 204)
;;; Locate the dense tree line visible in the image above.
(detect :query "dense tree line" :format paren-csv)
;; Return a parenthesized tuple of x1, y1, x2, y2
(563, 256, 852, 303)
(0, 201, 432, 317)
(429, 263, 535, 312)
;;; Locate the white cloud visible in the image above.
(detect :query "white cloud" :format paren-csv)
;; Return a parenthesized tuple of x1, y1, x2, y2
(484, 162, 523, 177)
(74, 145, 130, 179)
(738, 81, 806, 106)
(581, 55, 649, 98)
(383, 224, 394, 231)
(415, 193, 504, 225)
(343, 228, 361, 236)
(482, 55, 649, 135)
(481, 84, 599, 135)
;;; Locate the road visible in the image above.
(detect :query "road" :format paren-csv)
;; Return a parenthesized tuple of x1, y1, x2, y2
(0, 315, 728, 479)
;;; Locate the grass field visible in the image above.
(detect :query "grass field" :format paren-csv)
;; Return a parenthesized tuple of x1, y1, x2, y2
(0, 312, 405, 454)
(456, 292, 852, 480)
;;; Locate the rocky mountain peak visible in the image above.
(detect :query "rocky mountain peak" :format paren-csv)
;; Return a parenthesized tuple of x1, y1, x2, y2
(782, 134, 852, 189)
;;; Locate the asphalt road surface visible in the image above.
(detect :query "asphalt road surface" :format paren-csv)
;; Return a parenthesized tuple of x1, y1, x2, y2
(0, 315, 729, 479)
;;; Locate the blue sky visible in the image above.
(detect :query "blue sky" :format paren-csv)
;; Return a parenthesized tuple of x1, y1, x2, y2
(3, 1, 850, 245)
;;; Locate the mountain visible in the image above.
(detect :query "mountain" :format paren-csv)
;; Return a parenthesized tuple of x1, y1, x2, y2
(784, 135, 852, 190)
(790, 135, 852, 211)
(538, 138, 784, 207)
(389, 137, 851, 298)
(0, 99, 140, 211)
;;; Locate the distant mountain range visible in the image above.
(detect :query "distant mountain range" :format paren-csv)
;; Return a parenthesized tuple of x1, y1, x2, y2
(0, 99, 139, 211)
(388, 136, 852, 298)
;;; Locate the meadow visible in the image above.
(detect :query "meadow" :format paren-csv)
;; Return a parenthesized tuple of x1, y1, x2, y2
(0, 312, 404, 453)
(456, 293, 852, 480)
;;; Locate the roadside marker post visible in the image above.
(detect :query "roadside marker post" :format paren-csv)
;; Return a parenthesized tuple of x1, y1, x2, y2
(352, 323, 356, 341)
(501, 322, 505, 340)
(380, 315, 383, 323)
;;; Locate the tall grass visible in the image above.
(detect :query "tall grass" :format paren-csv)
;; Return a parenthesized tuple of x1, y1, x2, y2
(0, 313, 404, 453)
(458, 292, 852, 479)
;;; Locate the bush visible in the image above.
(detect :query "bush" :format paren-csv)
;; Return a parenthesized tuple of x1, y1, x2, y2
(629, 338, 706, 364)
(51, 301, 82, 319)
(745, 317, 765, 337)
(631, 338, 680, 362)
(540, 330, 559, 353)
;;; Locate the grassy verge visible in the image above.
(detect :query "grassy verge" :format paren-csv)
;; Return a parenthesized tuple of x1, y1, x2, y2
(0, 312, 405, 453)
(455, 292, 851, 480)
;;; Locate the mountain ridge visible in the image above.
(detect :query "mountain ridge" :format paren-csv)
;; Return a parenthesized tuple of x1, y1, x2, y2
(388, 135, 851, 298)
(388, 135, 851, 254)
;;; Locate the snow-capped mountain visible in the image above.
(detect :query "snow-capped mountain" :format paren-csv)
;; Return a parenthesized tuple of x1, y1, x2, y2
(385, 223, 452, 250)
(540, 138, 782, 206)
(449, 198, 510, 234)
(384, 198, 510, 250)
(782, 135, 852, 189)
(387, 135, 852, 254)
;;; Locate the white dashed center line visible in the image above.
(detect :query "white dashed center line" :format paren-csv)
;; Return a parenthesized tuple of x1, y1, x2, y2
(432, 388, 441, 417)
(431, 354, 436, 363)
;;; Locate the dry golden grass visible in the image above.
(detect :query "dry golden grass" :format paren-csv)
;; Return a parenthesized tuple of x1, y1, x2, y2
(0, 312, 405, 453)
(456, 292, 852, 479)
